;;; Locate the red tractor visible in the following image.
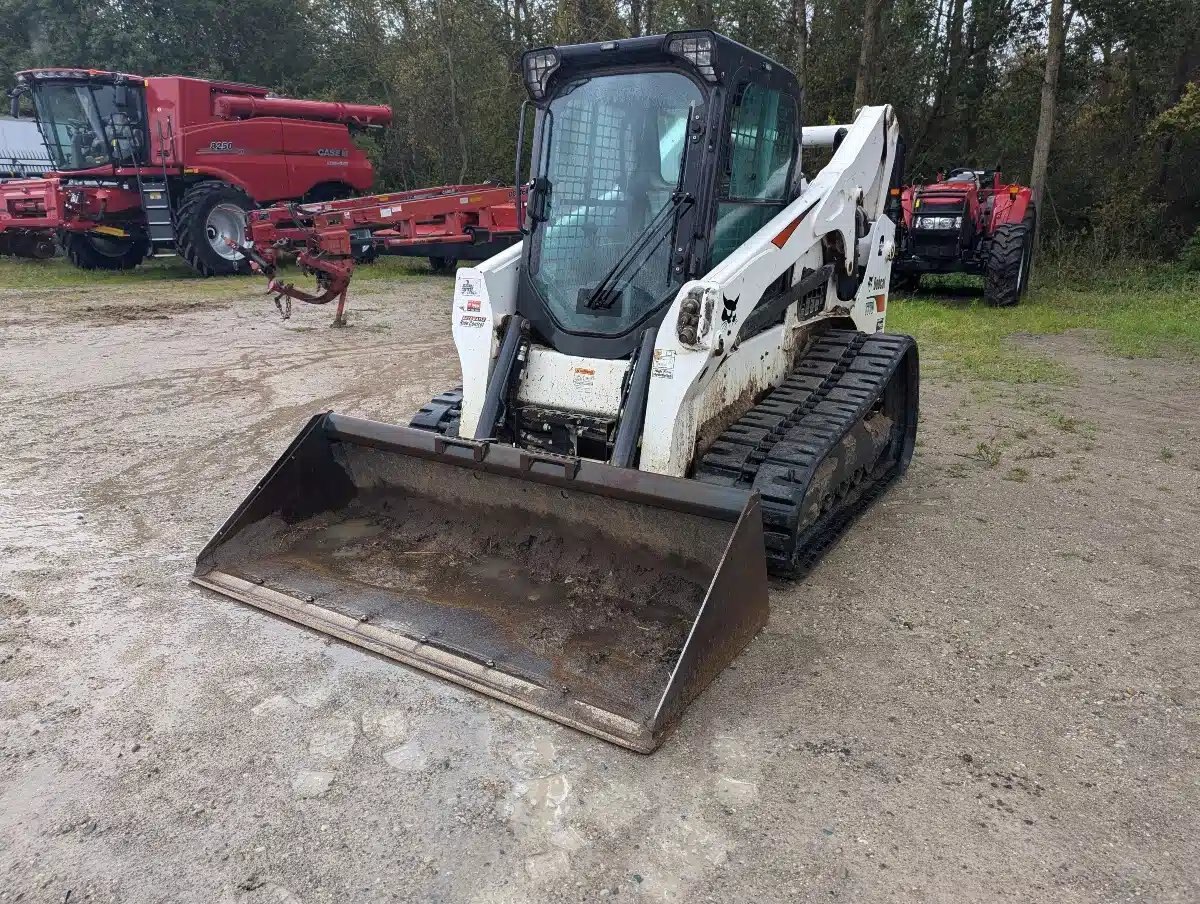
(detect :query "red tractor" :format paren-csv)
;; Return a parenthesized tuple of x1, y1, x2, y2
(2, 68, 391, 275)
(892, 168, 1036, 306)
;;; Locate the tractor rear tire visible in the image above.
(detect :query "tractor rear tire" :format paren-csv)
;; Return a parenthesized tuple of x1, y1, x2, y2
(59, 230, 149, 271)
(984, 222, 1033, 307)
(175, 181, 255, 277)
(1018, 205, 1037, 295)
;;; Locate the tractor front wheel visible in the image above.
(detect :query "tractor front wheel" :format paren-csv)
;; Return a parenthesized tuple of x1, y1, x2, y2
(429, 256, 458, 274)
(984, 221, 1034, 307)
(59, 230, 149, 271)
(175, 181, 255, 277)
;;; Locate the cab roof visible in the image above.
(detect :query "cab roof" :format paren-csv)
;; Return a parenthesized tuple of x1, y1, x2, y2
(522, 31, 799, 102)
(15, 68, 270, 97)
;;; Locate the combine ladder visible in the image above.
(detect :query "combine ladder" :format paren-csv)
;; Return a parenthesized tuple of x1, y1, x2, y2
(138, 177, 175, 256)
(137, 118, 177, 257)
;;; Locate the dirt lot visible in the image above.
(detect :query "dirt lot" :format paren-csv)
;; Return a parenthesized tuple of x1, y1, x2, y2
(1, 267, 1198, 903)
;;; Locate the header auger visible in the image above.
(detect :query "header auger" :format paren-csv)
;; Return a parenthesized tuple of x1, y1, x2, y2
(195, 32, 919, 751)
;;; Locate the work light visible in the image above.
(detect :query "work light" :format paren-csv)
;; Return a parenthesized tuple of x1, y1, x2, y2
(523, 50, 560, 100)
(667, 32, 718, 81)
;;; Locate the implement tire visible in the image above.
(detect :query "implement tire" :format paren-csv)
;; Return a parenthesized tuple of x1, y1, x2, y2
(984, 221, 1033, 307)
(59, 230, 149, 271)
(175, 181, 254, 277)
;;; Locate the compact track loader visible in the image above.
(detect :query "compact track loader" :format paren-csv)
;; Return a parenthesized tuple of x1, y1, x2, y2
(194, 32, 919, 752)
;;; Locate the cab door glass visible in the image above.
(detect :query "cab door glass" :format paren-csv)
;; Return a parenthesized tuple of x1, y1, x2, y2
(711, 82, 796, 267)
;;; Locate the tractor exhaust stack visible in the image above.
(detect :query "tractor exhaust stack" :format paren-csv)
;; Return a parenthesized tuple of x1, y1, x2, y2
(193, 414, 769, 752)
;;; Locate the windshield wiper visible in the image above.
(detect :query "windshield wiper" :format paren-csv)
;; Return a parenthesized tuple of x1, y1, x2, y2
(584, 191, 693, 310)
(585, 102, 698, 312)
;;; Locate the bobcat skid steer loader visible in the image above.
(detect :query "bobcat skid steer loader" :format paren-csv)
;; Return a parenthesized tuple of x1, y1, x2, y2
(194, 32, 919, 753)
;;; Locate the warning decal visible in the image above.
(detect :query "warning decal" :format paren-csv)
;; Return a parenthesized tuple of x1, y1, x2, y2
(652, 349, 676, 379)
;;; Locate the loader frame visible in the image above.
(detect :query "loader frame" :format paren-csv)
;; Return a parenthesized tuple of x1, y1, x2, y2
(199, 33, 915, 752)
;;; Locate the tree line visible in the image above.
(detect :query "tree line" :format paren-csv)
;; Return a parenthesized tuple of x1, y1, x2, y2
(2, 0, 1197, 258)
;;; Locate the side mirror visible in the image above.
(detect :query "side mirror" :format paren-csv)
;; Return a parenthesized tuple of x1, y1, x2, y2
(8, 91, 20, 119)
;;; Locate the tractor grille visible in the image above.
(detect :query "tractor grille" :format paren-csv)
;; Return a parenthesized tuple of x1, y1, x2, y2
(909, 235, 960, 260)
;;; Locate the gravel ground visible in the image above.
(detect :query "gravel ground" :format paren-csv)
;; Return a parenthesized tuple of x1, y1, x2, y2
(1, 273, 1197, 903)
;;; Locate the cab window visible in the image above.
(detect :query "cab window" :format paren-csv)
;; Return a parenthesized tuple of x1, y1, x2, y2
(711, 82, 796, 267)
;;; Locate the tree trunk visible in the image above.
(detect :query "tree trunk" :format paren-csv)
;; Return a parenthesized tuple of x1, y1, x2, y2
(629, 0, 642, 36)
(853, 0, 886, 109)
(788, 0, 808, 99)
(938, 0, 966, 127)
(1030, 0, 1066, 244)
(436, 0, 470, 184)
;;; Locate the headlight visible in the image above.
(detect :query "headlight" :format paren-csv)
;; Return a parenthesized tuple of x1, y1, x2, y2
(917, 215, 960, 230)
(522, 49, 559, 100)
(667, 31, 718, 81)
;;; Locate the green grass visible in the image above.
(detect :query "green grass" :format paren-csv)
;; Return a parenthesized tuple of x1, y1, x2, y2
(0, 252, 436, 290)
(888, 263, 1200, 384)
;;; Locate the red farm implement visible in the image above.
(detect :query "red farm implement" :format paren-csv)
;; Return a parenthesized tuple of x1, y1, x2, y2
(2, 67, 390, 275)
(892, 168, 1036, 306)
(239, 182, 523, 324)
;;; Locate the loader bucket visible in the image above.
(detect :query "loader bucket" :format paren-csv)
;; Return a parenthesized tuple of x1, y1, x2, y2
(193, 413, 769, 752)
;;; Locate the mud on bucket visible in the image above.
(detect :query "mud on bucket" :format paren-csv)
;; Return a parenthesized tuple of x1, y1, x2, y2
(193, 412, 769, 752)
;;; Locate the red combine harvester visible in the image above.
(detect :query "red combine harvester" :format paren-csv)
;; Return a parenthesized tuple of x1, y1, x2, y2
(240, 182, 522, 324)
(1, 68, 390, 274)
(892, 168, 1035, 306)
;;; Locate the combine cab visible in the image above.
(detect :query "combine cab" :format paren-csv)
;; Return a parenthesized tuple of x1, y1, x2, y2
(893, 168, 1035, 306)
(2, 68, 390, 274)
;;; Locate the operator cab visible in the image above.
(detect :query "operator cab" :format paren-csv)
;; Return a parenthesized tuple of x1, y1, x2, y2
(10, 69, 148, 172)
(516, 32, 801, 358)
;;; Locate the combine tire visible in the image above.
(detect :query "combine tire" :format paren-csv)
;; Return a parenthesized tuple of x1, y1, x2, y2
(984, 217, 1034, 307)
(175, 181, 254, 276)
(409, 387, 462, 436)
(59, 230, 149, 271)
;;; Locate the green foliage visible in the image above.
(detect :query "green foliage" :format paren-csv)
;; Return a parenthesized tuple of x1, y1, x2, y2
(1181, 228, 1200, 272)
(0, 0, 1196, 253)
(1151, 82, 1200, 137)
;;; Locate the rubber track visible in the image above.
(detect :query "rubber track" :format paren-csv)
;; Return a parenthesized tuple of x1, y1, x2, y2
(696, 329, 916, 577)
(409, 387, 463, 434)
